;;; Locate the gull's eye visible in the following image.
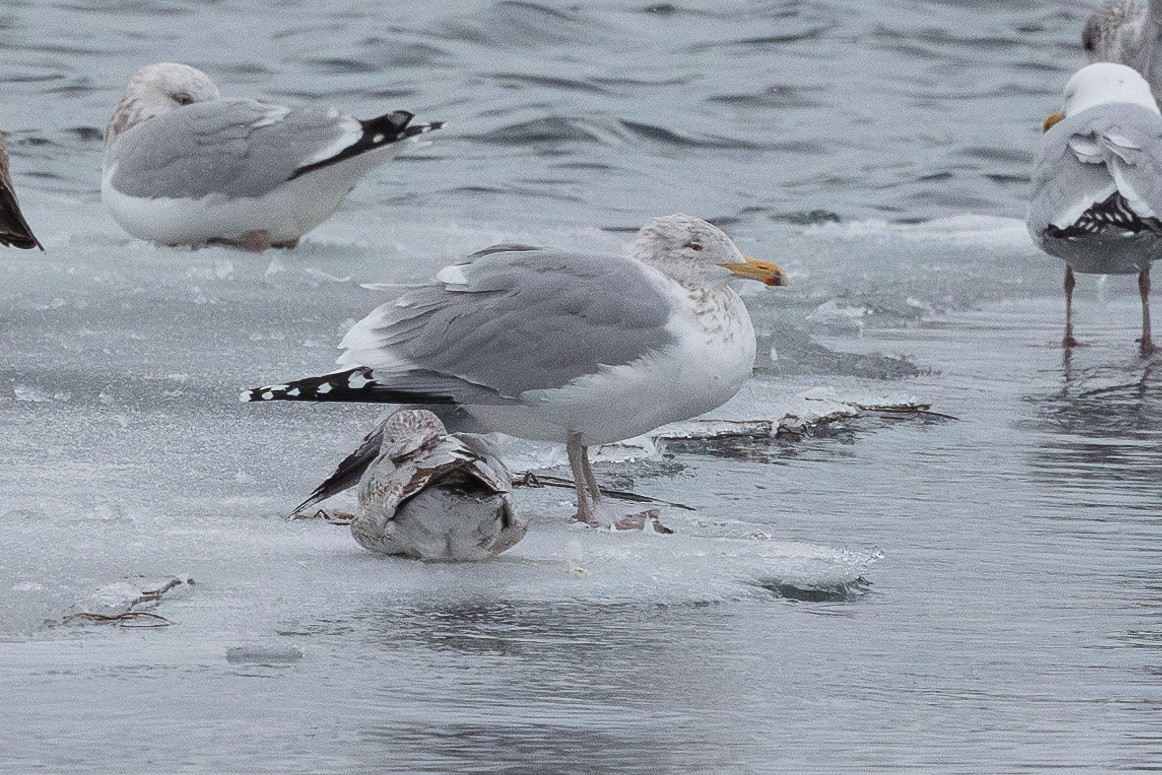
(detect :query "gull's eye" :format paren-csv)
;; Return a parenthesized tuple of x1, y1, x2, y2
(173, 92, 194, 106)
(684, 241, 703, 252)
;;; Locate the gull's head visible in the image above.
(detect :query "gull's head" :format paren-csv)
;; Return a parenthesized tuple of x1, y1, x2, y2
(1061, 62, 1159, 118)
(631, 214, 787, 288)
(380, 409, 447, 461)
(104, 62, 220, 149)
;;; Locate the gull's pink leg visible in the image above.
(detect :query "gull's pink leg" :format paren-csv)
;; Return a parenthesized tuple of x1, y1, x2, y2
(1140, 265, 1158, 356)
(566, 434, 599, 526)
(1063, 266, 1080, 349)
(579, 450, 602, 501)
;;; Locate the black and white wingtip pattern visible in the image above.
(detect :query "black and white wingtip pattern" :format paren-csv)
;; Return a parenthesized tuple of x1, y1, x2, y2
(242, 367, 458, 405)
(1046, 191, 1162, 239)
(0, 181, 43, 251)
(290, 110, 444, 180)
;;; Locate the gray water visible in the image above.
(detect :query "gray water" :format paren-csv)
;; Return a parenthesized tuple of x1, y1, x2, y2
(2, 1, 1161, 773)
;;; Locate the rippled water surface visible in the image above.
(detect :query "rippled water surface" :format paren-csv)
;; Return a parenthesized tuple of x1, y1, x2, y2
(3, 1, 1162, 773)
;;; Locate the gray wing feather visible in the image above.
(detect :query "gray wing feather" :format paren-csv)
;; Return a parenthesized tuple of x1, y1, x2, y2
(349, 247, 676, 397)
(107, 99, 354, 199)
(361, 435, 502, 515)
(453, 433, 515, 496)
(290, 407, 487, 515)
(1029, 103, 1162, 246)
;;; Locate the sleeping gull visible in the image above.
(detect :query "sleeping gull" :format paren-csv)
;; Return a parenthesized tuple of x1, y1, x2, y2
(245, 214, 787, 527)
(102, 62, 442, 251)
(0, 132, 42, 250)
(1029, 62, 1162, 355)
(1084, 0, 1162, 104)
(303, 409, 525, 561)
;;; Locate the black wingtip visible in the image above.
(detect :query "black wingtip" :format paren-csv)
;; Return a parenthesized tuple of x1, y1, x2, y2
(363, 110, 444, 142)
(290, 110, 444, 180)
(0, 182, 44, 251)
(242, 367, 459, 405)
(287, 421, 387, 517)
(0, 232, 43, 250)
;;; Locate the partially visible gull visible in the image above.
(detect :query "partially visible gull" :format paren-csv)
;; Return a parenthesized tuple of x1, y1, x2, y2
(102, 62, 442, 251)
(0, 132, 42, 250)
(245, 214, 787, 526)
(307, 409, 525, 562)
(1029, 62, 1162, 355)
(1084, 0, 1162, 104)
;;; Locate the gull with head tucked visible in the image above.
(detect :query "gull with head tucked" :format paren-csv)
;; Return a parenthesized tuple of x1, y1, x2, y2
(102, 62, 442, 251)
(1029, 62, 1162, 355)
(303, 409, 525, 562)
(245, 214, 787, 527)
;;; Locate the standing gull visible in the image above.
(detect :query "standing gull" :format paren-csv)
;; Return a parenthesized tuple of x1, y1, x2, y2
(102, 62, 442, 251)
(1029, 62, 1162, 355)
(303, 410, 525, 562)
(1084, 0, 1162, 104)
(245, 214, 787, 526)
(0, 132, 42, 250)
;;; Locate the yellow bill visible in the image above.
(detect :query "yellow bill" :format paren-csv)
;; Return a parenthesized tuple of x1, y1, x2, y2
(721, 256, 788, 287)
(1042, 111, 1065, 133)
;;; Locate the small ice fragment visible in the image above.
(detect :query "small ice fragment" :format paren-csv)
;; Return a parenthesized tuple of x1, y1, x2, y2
(81, 582, 141, 617)
(226, 645, 303, 665)
(14, 384, 53, 403)
(264, 259, 286, 280)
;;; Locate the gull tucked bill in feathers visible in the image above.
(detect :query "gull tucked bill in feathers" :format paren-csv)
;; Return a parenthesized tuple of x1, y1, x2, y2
(315, 410, 525, 562)
(245, 214, 787, 527)
(102, 63, 442, 251)
(1029, 62, 1162, 354)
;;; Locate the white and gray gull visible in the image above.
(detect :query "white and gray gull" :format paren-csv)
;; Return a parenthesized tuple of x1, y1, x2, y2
(1028, 62, 1162, 355)
(304, 409, 525, 562)
(244, 214, 787, 526)
(101, 62, 442, 251)
(0, 132, 42, 250)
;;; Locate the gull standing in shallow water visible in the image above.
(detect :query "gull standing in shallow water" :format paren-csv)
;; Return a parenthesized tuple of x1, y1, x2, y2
(245, 214, 787, 527)
(0, 133, 42, 250)
(302, 409, 525, 562)
(102, 63, 442, 251)
(1029, 62, 1162, 355)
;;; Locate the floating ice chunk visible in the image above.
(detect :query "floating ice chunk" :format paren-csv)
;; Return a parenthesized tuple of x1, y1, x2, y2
(226, 645, 304, 665)
(77, 582, 141, 618)
(13, 384, 54, 403)
(302, 267, 353, 285)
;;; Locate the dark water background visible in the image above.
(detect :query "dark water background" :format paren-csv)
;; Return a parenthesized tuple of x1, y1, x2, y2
(2, 2, 1161, 773)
